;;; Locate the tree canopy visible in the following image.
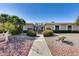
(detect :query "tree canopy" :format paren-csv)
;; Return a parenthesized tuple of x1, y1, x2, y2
(0, 14, 26, 34)
(0, 14, 26, 25)
(75, 16, 79, 26)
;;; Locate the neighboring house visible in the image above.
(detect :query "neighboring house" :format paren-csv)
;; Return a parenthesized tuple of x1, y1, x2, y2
(23, 22, 79, 32)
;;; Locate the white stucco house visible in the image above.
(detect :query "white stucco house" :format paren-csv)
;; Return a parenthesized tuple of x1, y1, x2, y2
(23, 22, 79, 32)
(23, 23, 35, 31)
(45, 23, 79, 31)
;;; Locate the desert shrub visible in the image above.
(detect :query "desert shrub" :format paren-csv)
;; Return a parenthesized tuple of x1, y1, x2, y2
(43, 30, 54, 37)
(58, 36, 66, 41)
(27, 30, 36, 36)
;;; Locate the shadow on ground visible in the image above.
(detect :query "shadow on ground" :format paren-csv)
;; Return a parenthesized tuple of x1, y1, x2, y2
(8, 35, 37, 43)
(62, 40, 74, 46)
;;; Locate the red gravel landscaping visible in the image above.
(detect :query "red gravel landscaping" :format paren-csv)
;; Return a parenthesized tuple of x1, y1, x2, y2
(45, 33, 79, 56)
(0, 35, 35, 56)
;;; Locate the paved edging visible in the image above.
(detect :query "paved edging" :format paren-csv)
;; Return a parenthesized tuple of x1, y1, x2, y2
(28, 34, 52, 56)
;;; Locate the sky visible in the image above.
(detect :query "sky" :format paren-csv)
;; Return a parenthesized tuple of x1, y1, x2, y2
(0, 3, 79, 23)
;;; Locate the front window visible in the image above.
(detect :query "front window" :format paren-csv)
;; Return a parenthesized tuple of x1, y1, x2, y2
(55, 25, 59, 30)
(68, 25, 72, 30)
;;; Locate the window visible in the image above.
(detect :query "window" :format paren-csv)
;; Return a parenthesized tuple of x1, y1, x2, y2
(55, 25, 59, 30)
(68, 25, 72, 30)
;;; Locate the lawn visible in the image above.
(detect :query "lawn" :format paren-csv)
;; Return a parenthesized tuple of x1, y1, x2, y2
(45, 33, 79, 56)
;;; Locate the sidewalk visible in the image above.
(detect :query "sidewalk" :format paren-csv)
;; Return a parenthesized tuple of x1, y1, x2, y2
(28, 34, 52, 56)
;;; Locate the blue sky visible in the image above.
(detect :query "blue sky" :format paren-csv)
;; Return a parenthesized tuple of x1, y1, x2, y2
(0, 3, 79, 23)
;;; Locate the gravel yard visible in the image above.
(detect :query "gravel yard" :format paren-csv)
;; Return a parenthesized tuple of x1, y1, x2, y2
(45, 33, 79, 56)
(0, 35, 36, 56)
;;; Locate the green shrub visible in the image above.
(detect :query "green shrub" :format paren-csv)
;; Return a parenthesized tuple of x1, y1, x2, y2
(43, 30, 53, 37)
(27, 30, 36, 36)
(11, 26, 22, 35)
(11, 29, 20, 35)
(58, 36, 66, 41)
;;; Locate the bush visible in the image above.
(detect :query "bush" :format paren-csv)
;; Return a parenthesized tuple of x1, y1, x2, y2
(11, 26, 22, 35)
(58, 36, 66, 41)
(27, 30, 36, 36)
(0, 24, 5, 33)
(11, 29, 20, 35)
(43, 30, 54, 37)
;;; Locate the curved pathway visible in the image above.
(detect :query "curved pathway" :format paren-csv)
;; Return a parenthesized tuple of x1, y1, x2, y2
(28, 34, 52, 56)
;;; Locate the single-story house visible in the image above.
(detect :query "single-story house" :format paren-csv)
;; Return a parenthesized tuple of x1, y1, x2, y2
(45, 23, 79, 31)
(23, 22, 79, 33)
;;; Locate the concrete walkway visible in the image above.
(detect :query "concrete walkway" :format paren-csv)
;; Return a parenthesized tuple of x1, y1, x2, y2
(28, 34, 52, 56)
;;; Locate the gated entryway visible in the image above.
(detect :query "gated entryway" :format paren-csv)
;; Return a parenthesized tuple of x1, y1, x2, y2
(35, 23, 44, 34)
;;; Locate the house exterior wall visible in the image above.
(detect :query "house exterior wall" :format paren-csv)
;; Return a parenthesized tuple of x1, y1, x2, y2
(77, 26, 79, 31)
(59, 25, 67, 30)
(45, 24, 79, 31)
(23, 25, 34, 31)
(72, 26, 79, 31)
(45, 24, 68, 30)
(45, 25, 67, 30)
(45, 25, 55, 30)
(23, 23, 79, 31)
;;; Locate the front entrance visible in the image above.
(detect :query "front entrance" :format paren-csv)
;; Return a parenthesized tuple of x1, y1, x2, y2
(36, 26, 44, 34)
(35, 23, 44, 34)
(68, 25, 72, 31)
(38, 27, 43, 34)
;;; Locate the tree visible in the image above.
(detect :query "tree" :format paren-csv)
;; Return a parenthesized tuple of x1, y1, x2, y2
(0, 13, 26, 34)
(0, 14, 26, 25)
(75, 16, 79, 25)
(10, 15, 25, 25)
(0, 14, 10, 23)
(3, 22, 16, 33)
(0, 24, 4, 33)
